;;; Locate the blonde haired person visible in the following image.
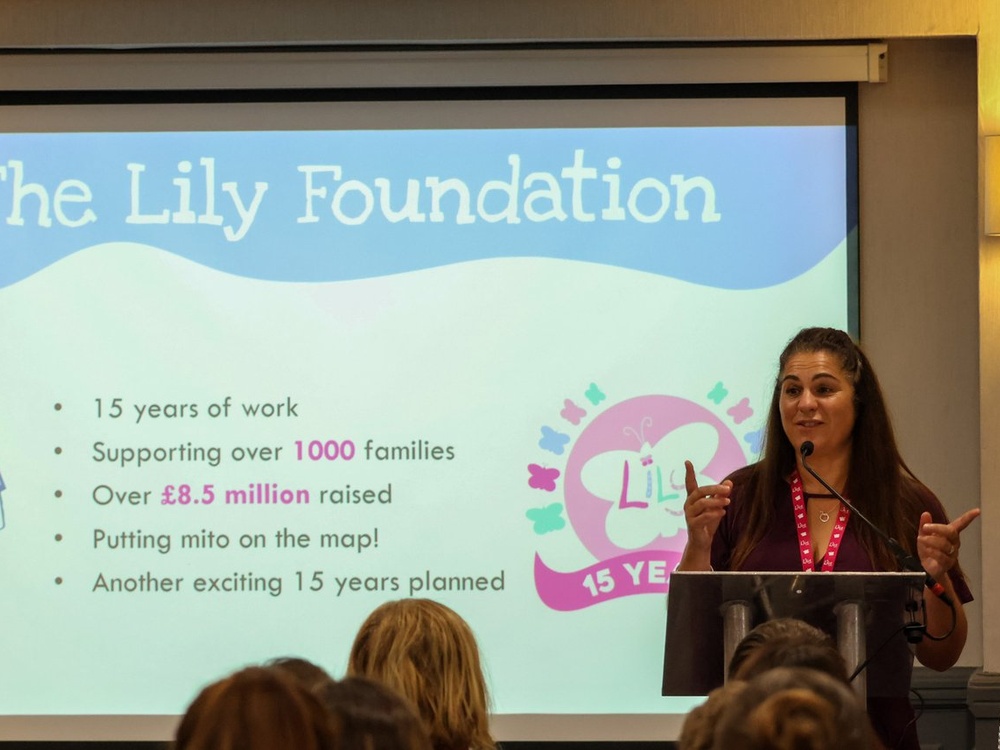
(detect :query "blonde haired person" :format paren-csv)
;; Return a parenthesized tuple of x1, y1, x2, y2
(348, 598, 495, 750)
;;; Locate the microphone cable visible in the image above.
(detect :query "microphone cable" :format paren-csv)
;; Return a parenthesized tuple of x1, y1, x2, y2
(799, 441, 958, 620)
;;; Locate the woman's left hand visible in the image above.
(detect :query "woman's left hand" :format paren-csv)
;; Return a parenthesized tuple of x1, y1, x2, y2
(917, 507, 980, 582)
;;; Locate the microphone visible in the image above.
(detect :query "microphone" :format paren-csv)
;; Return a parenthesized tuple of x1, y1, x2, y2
(799, 441, 953, 607)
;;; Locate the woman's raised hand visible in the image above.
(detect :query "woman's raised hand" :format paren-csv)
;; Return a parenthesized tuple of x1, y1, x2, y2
(677, 460, 733, 570)
(917, 507, 980, 583)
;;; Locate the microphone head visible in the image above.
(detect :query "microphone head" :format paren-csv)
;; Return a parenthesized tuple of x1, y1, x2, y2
(800, 441, 814, 457)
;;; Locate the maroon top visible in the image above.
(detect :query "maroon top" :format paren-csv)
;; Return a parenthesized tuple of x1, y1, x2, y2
(710, 463, 974, 750)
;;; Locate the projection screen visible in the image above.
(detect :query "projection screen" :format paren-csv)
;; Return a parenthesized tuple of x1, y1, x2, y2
(0, 52, 858, 740)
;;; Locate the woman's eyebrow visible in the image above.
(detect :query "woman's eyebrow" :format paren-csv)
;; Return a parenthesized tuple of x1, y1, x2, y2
(779, 372, 840, 383)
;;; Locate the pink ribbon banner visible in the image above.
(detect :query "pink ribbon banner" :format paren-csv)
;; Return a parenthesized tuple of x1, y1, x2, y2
(534, 549, 684, 611)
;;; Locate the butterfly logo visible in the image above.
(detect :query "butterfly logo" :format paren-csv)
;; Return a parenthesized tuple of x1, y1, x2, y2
(581, 420, 720, 550)
(527, 464, 561, 492)
(560, 399, 587, 426)
(727, 397, 753, 425)
(743, 427, 764, 456)
(585, 383, 606, 406)
(538, 426, 571, 455)
(707, 381, 728, 405)
(526, 503, 566, 535)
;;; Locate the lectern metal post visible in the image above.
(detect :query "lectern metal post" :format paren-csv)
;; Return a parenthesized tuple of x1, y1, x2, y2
(836, 600, 866, 701)
(722, 600, 752, 683)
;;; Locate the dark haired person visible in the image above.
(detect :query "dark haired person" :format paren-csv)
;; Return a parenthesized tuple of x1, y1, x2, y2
(319, 675, 433, 750)
(174, 666, 337, 750)
(265, 655, 335, 693)
(677, 327, 979, 749)
(713, 667, 877, 750)
(678, 681, 748, 750)
(727, 618, 848, 684)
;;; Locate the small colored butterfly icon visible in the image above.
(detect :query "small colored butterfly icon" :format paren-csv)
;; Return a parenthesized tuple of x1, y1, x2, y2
(527, 464, 561, 492)
(538, 426, 571, 455)
(707, 381, 728, 405)
(727, 397, 753, 424)
(525, 503, 566, 535)
(744, 428, 764, 455)
(560, 399, 587, 426)
(585, 383, 606, 406)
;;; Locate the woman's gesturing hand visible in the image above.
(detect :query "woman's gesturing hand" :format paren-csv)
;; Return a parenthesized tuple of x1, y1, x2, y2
(917, 507, 980, 583)
(682, 460, 733, 553)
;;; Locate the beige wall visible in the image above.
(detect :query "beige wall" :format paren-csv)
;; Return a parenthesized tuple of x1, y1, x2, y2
(978, 0, 1000, 677)
(0, 0, 981, 46)
(859, 38, 982, 667)
(0, 0, 995, 672)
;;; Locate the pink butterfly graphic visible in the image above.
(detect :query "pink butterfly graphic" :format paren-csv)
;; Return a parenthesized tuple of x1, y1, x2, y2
(727, 397, 754, 424)
(560, 399, 587, 425)
(527, 464, 561, 492)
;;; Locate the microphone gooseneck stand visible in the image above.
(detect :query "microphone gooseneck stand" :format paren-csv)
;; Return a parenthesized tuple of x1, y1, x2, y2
(798, 441, 956, 643)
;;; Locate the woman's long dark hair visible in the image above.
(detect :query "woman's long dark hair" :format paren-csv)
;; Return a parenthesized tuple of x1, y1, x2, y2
(730, 328, 925, 571)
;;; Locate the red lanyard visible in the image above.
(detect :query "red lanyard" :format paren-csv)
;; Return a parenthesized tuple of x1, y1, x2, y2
(790, 470, 850, 572)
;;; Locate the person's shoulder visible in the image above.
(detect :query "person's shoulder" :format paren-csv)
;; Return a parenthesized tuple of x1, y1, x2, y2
(901, 474, 944, 511)
(725, 462, 762, 485)
(900, 474, 960, 530)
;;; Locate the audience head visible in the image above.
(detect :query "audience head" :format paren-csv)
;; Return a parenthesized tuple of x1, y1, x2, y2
(318, 675, 433, 750)
(264, 655, 335, 692)
(712, 667, 875, 750)
(348, 598, 495, 750)
(174, 665, 337, 750)
(678, 681, 748, 750)
(728, 618, 848, 684)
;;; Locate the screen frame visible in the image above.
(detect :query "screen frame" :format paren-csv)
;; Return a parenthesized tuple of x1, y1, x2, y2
(0, 75, 860, 742)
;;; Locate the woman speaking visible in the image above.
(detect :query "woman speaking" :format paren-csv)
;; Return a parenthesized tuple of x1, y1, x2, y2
(678, 327, 979, 750)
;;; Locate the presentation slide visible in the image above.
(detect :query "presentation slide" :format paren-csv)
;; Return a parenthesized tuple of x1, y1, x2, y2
(0, 95, 854, 735)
